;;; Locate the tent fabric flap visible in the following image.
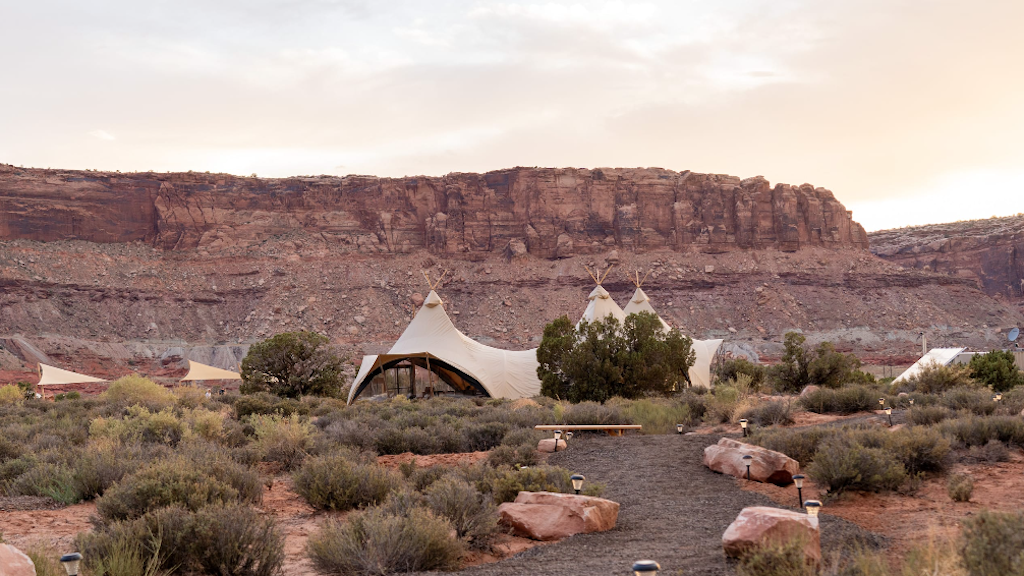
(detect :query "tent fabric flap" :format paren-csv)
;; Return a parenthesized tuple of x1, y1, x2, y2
(893, 348, 966, 384)
(37, 363, 106, 386)
(180, 360, 242, 381)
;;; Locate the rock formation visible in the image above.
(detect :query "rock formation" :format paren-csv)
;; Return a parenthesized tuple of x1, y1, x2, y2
(722, 506, 821, 565)
(497, 491, 620, 541)
(0, 164, 868, 257)
(704, 437, 800, 484)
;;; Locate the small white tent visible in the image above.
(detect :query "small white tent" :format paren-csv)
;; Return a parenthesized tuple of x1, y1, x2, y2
(348, 290, 541, 404)
(578, 284, 627, 327)
(180, 360, 242, 382)
(893, 348, 966, 384)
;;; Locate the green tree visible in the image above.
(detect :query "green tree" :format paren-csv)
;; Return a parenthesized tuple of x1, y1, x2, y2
(537, 312, 694, 403)
(969, 350, 1024, 392)
(770, 332, 870, 392)
(241, 331, 345, 398)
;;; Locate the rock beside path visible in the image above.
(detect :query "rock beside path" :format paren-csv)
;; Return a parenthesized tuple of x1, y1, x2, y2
(722, 506, 821, 565)
(498, 491, 620, 541)
(537, 438, 567, 453)
(703, 437, 799, 484)
(0, 543, 36, 576)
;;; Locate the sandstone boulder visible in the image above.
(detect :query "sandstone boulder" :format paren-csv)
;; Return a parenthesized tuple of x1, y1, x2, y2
(505, 238, 528, 260)
(703, 438, 799, 484)
(537, 438, 567, 453)
(498, 491, 619, 541)
(410, 293, 424, 307)
(555, 234, 574, 259)
(722, 506, 820, 565)
(0, 543, 36, 576)
(799, 385, 820, 397)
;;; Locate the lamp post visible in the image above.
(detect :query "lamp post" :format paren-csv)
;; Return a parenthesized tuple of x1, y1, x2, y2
(878, 398, 885, 409)
(571, 474, 585, 495)
(742, 454, 752, 480)
(60, 553, 83, 576)
(676, 423, 684, 434)
(994, 393, 1003, 402)
(793, 474, 805, 508)
(553, 429, 562, 441)
(909, 398, 914, 406)
(803, 500, 822, 517)
(739, 419, 748, 438)
(565, 431, 574, 443)
(885, 406, 893, 427)
(632, 560, 660, 576)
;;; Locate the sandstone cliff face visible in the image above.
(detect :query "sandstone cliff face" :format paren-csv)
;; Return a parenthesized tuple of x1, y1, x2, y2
(870, 215, 1024, 299)
(0, 165, 868, 256)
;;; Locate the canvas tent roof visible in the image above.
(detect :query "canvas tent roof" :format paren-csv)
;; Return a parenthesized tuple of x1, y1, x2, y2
(578, 285, 627, 327)
(620, 286, 722, 388)
(180, 360, 242, 381)
(37, 363, 106, 386)
(893, 347, 967, 384)
(347, 290, 541, 404)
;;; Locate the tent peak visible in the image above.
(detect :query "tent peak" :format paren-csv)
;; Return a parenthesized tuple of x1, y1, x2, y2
(627, 269, 652, 288)
(424, 290, 444, 307)
(630, 286, 650, 304)
(588, 285, 612, 300)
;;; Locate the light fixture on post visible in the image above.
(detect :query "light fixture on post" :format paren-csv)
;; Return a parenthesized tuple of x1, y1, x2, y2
(554, 429, 562, 441)
(909, 398, 914, 406)
(878, 398, 885, 409)
(676, 423, 684, 434)
(632, 560, 660, 576)
(571, 474, 585, 495)
(885, 406, 893, 427)
(742, 454, 752, 480)
(995, 393, 1003, 402)
(739, 419, 748, 437)
(792, 474, 805, 508)
(60, 553, 83, 576)
(565, 431, 574, 443)
(803, 500, 822, 517)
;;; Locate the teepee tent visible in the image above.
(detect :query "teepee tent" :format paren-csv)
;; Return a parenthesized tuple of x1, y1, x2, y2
(348, 276, 541, 404)
(180, 360, 242, 382)
(620, 271, 722, 389)
(37, 364, 106, 395)
(577, 266, 626, 327)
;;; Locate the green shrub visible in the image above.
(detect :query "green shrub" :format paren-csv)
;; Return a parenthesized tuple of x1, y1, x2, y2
(883, 426, 950, 475)
(463, 421, 509, 451)
(750, 427, 837, 465)
(423, 476, 498, 545)
(187, 504, 285, 576)
(562, 401, 625, 425)
(241, 331, 345, 398)
(486, 443, 538, 468)
(964, 440, 1010, 463)
(90, 407, 188, 446)
(307, 507, 463, 574)
(737, 400, 793, 427)
(501, 427, 542, 447)
(103, 375, 175, 410)
(26, 544, 70, 576)
(705, 385, 742, 423)
(942, 387, 997, 415)
(948, 473, 974, 502)
(808, 438, 907, 494)
(716, 358, 767, 390)
(901, 363, 976, 394)
(961, 510, 1024, 576)
(292, 453, 398, 511)
(908, 405, 952, 425)
(799, 385, 877, 414)
(735, 536, 816, 576)
(248, 413, 315, 470)
(939, 415, 1024, 447)
(0, 385, 24, 405)
(969, 350, 1024, 392)
(233, 393, 307, 419)
(618, 398, 694, 433)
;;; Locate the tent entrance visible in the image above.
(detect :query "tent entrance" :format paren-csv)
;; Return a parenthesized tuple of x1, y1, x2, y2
(353, 354, 490, 403)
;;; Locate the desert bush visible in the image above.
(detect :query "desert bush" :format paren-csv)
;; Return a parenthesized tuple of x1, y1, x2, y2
(7, 462, 80, 504)
(969, 350, 1024, 392)
(942, 387, 997, 415)
(750, 426, 837, 465)
(618, 398, 694, 433)
(26, 544, 69, 576)
(963, 440, 1010, 463)
(292, 453, 398, 511)
(716, 358, 767, 390)
(501, 427, 542, 447)
(241, 331, 345, 398)
(233, 392, 307, 419)
(809, 438, 907, 494)
(883, 426, 950, 475)
(424, 476, 498, 545)
(562, 401, 625, 425)
(248, 413, 315, 470)
(71, 440, 154, 500)
(0, 385, 24, 405)
(172, 386, 208, 410)
(948, 473, 974, 502)
(908, 405, 953, 425)
(735, 536, 816, 576)
(901, 362, 976, 394)
(737, 400, 794, 427)
(705, 384, 742, 423)
(799, 385, 877, 414)
(103, 375, 176, 410)
(186, 504, 285, 576)
(961, 510, 1024, 576)
(307, 507, 463, 574)
(90, 406, 188, 446)
(323, 418, 378, 452)
(407, 465, 454, 492)
(463, 421, 510, 451)
(939, 415, 1024, 448)
(465, 465, 586, 504)
(486, 443, 538, 468)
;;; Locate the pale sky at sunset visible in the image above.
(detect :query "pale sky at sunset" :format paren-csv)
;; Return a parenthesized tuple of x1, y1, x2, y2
(1, 1, 1022, 231)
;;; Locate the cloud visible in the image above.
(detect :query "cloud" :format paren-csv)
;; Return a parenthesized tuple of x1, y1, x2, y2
(89, 130, 116, 141)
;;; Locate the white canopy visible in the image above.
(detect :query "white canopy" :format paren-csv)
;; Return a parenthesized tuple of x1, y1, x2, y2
(347, 290, 541, 404)
(577, 285, 627, 327)
(893, 347, 966, 384)
(37, 363, 106, 386)
(621, 286, 722, 389)
(180, 360, 242, 381)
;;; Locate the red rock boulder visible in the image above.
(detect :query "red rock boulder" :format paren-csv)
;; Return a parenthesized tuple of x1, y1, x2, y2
(722, 506, 820, 565)
(0, 543, 36, 576)
(537, 438, 567, 453)
(703, 438, 799, 484)
(497, 491, 620, 541)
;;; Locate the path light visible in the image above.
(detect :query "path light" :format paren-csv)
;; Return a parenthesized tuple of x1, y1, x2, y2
(994, 393, 1003, 402)
(676, 423, 684, 434)
(739, 419, 748, 437)
(878, 398, 885, 409)
(60, 553, 83, 576)
(742, 455, 752, 480)
(885, 406, 893, 427)
(566, 431, 574, 443)
(804, 500, 822, 518)
(793, 474, 805, 508)
(909, 398, 914, 406)
(554, 429, 562, 441)
(632, 560, 660, 576)
(571, 474, 585, 495)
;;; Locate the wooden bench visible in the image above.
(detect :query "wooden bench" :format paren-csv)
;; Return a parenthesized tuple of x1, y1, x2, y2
(534, 424, 643, 437)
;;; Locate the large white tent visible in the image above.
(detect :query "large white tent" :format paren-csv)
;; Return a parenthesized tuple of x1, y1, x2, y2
(347, 290, 541, 404)
(621, 284, 722, 389)
(180, 360, 242, 382)
(893, 347, 967, 384)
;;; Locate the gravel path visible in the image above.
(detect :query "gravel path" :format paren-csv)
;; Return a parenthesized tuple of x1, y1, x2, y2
(424, 433, 885, 576)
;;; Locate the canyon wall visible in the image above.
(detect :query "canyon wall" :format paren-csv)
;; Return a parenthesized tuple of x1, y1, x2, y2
(0, 165, 868, 256)
(870, 215, 1024, 299)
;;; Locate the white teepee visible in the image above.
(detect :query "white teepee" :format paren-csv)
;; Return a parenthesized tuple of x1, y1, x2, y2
(577, 266, 626, 327)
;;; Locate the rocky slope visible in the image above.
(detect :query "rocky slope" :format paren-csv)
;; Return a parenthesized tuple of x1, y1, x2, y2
(870, 214, 1024, 301)
(0, 165, 1019, 383)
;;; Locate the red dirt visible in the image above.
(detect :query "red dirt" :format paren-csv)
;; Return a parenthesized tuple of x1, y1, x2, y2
(377, 451, 491, 469)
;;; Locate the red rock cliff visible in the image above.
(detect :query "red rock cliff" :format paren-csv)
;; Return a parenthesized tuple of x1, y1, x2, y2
(0, 164, 868, 256)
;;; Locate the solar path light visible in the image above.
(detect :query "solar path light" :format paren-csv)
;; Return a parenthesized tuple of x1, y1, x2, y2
(676, 423, 684, 434)
(553, 429, 562, 441)
(571, 474, 585, 494)
(995, 393, 1003, 402)
(804, 500, 822, 518)
(60, 553, 83, 576)
(739, 419, 748, 437)
(885, 406, 893, 427)
(565, 431, 574, 442)
(793, 474, 805, 508)
(632, 560, 660, 575)
(909, 398, 914, 406)
(878, 398, 885, 409)
(742, 454, 752, 480)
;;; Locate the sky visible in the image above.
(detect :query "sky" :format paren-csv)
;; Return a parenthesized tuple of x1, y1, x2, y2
(1, 0, 1022, 231)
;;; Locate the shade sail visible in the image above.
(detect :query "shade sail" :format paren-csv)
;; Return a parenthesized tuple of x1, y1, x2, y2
(893, 348, 966, 384)
(347, 290, 541, 404)
(37, 363, 106, 386)
(180, 360, 242, 381)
